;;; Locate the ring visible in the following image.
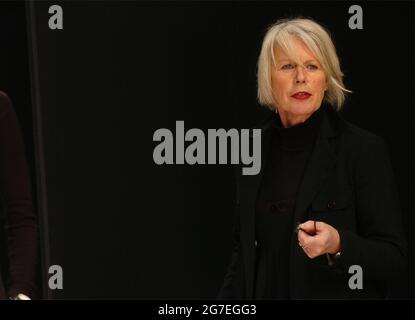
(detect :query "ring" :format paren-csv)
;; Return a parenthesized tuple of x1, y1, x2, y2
(298, 242, 303, 248)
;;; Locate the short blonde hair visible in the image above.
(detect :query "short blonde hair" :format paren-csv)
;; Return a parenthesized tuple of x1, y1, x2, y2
(257, 17, 351, 111)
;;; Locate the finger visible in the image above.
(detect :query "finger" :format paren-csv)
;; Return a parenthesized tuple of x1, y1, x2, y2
(299, 238, 316, 258)
(299, 220, 317, 235)
(301, 243, 314, 258)
(297, 229, 312, 246)
(299, 230, 322, 253)
(302, 246, 311, 257)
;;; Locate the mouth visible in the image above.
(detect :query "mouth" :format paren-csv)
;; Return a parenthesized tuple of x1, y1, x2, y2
(291, 91, 312, 100)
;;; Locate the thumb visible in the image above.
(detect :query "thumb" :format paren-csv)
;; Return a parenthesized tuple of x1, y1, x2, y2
(299, 220, 317, 235)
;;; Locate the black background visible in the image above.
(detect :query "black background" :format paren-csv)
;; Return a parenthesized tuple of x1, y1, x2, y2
(1, 1, 413, 299)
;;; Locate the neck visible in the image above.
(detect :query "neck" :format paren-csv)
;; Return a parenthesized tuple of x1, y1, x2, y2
(278, 107, 321, 128)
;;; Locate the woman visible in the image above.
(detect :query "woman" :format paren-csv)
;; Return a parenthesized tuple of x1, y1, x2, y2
(218, 18, 407, 299)
(0, 91, 38, 299)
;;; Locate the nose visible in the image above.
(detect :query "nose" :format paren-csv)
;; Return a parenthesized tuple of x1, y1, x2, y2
(295, 65, 306, 84)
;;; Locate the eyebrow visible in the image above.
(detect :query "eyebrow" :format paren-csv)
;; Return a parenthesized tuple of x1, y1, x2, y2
(277, 59, 319, 64)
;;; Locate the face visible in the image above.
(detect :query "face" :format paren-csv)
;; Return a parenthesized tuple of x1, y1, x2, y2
(271, 36, 328, 127)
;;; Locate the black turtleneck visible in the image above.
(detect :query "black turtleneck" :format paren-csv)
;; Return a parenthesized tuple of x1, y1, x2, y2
(254, 107, 323, 299)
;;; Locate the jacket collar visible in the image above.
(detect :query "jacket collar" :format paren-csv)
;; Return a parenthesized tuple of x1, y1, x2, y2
(257, 105, 347, 222)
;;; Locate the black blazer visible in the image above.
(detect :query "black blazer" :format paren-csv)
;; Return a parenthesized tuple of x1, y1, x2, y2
(218, 105, 408, 299)
(0, 92, 38, 299)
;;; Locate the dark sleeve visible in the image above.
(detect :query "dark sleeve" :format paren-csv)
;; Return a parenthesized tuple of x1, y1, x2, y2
(216, 200, 245, 299)
(334, 136, 408, 282)
(217, 167, 245, 300)
(0, 92, 38, 298)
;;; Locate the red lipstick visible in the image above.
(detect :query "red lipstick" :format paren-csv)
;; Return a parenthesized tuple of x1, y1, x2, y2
(291, 92, 312, 100)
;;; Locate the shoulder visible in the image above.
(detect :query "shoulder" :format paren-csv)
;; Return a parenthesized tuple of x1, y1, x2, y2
(0, 90, 13, 119)
(250, 112, 275, 136)
(343, 121, 386, 148)
(322, 106, 390, 163)
(322, 105, 385, 148)
(339, 118, 389, 162)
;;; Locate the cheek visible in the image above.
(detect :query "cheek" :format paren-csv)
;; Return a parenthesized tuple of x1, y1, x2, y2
(318, 75, 328, 92)
(272, 78, 290, 98)
(311, 78, 327, 96)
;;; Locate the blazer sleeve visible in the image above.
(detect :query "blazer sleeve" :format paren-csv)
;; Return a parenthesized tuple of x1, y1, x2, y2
(217, 166, 245, 300)
(216, 200, 245, 299)
(334, 136, 408, 282)
(0, 92, 38, 298)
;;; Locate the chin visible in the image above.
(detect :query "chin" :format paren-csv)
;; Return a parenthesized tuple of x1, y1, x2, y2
(287, 102, 318, 116)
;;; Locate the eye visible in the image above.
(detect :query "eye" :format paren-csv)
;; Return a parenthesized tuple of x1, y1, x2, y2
(281, 64, 295, 70)
(306, 64, 318, 70)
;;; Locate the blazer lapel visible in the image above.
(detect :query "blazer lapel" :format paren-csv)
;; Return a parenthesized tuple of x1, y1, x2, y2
(289, 106, 345, 297)
(292, 106, 342, 227)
